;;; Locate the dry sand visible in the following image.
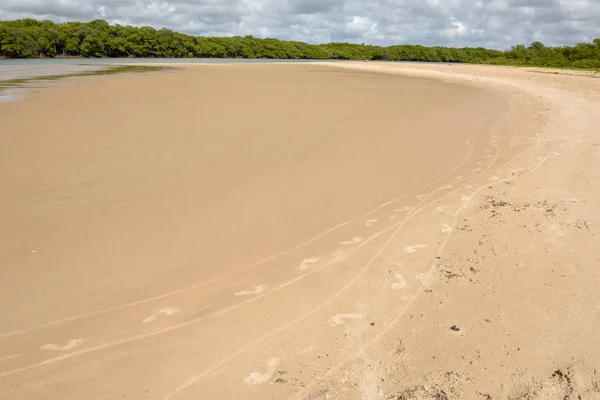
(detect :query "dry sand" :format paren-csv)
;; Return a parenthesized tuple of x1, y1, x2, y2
(0, 63, 599, 399)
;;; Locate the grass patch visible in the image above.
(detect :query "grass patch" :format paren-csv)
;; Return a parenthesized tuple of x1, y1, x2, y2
(0, 64, 172, 95)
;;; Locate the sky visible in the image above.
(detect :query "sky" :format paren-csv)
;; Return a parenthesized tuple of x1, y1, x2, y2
(1, 0, 599, 49)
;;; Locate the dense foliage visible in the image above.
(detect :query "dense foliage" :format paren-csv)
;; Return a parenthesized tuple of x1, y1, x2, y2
(1, 19, 600, 69)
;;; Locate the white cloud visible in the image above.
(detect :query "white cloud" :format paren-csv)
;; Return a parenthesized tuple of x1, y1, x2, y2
(440, 17, 485, 39)
(440, 17, 467, 38)
(0, 0, 598, 49)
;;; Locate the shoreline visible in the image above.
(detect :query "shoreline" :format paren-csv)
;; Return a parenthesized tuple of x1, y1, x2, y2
(1, 63, 599, 399)
(0, 64, 171, 102)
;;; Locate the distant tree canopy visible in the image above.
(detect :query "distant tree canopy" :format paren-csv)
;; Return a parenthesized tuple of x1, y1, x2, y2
(1, 19, 600, 69)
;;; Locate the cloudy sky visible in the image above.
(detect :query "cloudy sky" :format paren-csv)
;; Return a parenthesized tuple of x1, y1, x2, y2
(1, 0, 599, 49)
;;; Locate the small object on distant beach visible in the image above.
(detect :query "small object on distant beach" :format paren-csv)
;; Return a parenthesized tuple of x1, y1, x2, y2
(450, 325, 460, 332)
(370, 322, 375, 326)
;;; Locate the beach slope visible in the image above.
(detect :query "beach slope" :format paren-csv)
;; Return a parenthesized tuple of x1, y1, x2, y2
(0, 63, 599, 399)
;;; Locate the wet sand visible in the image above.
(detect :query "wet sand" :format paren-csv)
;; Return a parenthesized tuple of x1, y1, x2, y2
(1, 63, 599, 399)
(0, 64, 109, 102)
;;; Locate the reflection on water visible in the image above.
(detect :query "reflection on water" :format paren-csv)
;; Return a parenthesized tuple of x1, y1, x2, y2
(0, 64, 106, 81)
(0, 64, 109, 103)
(0, 63, 170, 103)
(0, 58, 322, 103)
(0, 58, 324, 66)
(0, 58, 430, 103)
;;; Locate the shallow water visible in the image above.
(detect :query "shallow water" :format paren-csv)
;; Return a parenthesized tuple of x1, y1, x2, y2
(0, 58, 326, 67)
(0, 63, 177, 102)
(0, 59, 331, 102)
(0, 59, 440, 102)
(0, 64, 106, 81)
(0, 64, 112, 102)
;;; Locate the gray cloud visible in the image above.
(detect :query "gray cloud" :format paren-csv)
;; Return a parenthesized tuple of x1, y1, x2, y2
(1, 0, 599, 49)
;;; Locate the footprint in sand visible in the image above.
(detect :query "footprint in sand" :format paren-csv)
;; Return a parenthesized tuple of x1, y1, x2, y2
(440, 184, 453, 190)
(340, 237, 363, 245)
(328, 313, 364, 327)
(441, 223, 453, 233)
(394, 206, 412, 212)
(405, 244, 427, 254)
(471, 168, 482, 172)
(416, 195, 426, 200)
(298, 257, 319, 271)
(366, 218, 379, 227)
(489, 176, 499, 181)
(244, 358, 280, 384)
(435, 205, 450, 212)
(235, 285, 268, 296)
(143, 307, 180, 323)
(41, 339, 84, 351)
(461, 194, 472, 201)
(391, 274, 407, 290)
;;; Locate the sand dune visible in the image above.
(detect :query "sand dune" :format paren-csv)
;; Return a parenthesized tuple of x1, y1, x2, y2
(1, 63, 599, 399)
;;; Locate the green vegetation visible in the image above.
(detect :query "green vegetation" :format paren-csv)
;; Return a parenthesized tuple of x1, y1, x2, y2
(0, 64, 170, 94)
(1, 19, 600, 69)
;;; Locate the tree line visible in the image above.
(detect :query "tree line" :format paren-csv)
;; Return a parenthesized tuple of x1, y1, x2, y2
(1, 19, 599, 69)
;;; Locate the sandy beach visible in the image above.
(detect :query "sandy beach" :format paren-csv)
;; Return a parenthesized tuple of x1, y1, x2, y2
(1, 62, 599, 399)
